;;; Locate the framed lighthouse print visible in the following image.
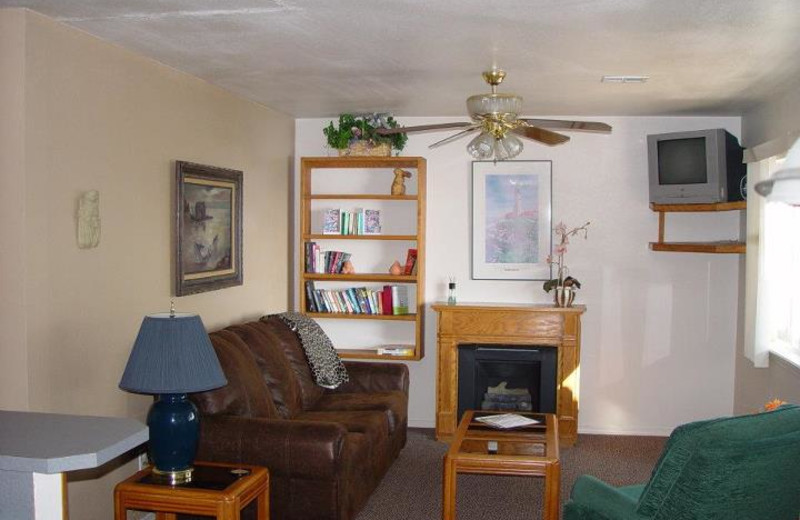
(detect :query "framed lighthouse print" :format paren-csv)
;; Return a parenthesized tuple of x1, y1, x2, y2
(471, 160, 552, 280)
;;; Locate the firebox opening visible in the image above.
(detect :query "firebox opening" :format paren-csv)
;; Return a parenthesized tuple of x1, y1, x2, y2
(457, 345, 557, 423)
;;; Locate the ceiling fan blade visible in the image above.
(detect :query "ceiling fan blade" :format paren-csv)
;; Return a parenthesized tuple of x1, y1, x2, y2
(513, 126, 570, 145)
(428, 126, 481, 149)
(519, 118, 612, 133)
(375, 122, 474, 135)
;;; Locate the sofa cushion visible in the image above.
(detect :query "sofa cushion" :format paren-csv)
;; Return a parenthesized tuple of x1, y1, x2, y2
(258, 317, 325, 410)
(295, 410, 391, 482)
(312, 391, 408, 434)
(191, 330, 277, 419)
(637, 404, 800, 517)
(227, 322, 304, 419)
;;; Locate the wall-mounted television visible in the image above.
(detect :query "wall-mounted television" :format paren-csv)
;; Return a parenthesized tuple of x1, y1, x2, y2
(647, 129, 746, 204)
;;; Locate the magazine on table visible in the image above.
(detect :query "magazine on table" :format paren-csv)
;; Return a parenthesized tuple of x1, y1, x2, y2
(474, 413, 540, 429)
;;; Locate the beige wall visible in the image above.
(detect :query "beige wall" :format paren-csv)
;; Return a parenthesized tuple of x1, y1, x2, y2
(2, 9, 293, 518)
(0, 9, 30, 411)
(735, 80, 800, 414)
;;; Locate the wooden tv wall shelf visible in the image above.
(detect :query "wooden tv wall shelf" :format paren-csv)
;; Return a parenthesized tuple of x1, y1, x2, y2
(649, 201, 746, 254)
(299, 156, 426, 361)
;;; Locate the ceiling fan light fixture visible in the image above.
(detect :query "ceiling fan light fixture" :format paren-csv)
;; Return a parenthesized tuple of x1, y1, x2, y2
(466, 93, 523, 118)
(467, 132, 496, 160)
(494, 134, 524, 160)
(380, 70, 611, 159)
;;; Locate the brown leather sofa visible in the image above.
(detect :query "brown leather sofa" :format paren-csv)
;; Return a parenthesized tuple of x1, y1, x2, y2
(189, 316, 409, 520)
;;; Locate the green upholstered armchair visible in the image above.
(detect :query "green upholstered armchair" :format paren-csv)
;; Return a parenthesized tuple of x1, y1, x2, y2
(563, 404, 800, 520)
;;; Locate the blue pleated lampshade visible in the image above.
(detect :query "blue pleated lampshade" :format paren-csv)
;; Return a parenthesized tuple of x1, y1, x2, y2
(119, 313, 227, 394)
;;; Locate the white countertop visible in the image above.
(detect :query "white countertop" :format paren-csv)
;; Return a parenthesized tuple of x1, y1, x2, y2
(0, 410, 148, 473)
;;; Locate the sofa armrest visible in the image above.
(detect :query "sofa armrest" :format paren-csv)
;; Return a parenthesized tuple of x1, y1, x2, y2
(563, 476, 645, 520)
(196, 415, 348, 480)
(333, 361, 409, 394)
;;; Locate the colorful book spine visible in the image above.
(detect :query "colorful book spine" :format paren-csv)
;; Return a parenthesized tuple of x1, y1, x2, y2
(391, 286, 409, 315)
(403, 248, 418, 275)
(322, 209, 340, 234)
(364, 209, 381, 234)
(382, 286, 394, 315)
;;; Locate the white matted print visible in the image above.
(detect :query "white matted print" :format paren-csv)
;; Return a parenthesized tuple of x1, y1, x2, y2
(471, 161, 552, 280)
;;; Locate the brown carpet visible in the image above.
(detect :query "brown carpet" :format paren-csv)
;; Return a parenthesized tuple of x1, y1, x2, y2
(356, 428, 666, 520)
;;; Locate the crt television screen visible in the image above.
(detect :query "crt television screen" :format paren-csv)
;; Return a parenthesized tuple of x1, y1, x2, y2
(657, 137, 707, 185)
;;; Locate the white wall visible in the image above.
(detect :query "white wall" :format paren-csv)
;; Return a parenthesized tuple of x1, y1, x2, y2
(296, 115, 742, 435)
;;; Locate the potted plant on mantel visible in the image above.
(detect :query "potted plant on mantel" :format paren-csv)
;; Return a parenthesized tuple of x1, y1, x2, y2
(323, 113, 408, 157)
(543, 221, 591, 307)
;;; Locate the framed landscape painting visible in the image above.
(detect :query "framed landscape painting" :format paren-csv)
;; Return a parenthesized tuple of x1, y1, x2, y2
(175, 161, 243, 296)
(471, 160, 552, 280)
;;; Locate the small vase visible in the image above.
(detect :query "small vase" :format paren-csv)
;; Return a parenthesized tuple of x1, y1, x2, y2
(389, 261, 403, 275)
(553, 286, 575, 308)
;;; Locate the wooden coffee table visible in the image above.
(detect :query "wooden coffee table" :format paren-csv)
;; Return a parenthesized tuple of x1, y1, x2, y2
(114, 461, 269, 519)
(442, 411, 560, 520)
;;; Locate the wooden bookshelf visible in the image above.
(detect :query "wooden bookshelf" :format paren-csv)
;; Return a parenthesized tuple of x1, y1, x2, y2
(649, 201, 746, 254)
(299, 156, 426, 361)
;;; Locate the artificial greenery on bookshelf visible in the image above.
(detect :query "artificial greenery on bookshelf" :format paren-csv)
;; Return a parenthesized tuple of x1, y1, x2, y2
(323, 113, 408, 152)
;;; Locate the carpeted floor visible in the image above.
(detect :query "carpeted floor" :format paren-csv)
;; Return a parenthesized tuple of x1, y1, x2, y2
(356, 428, 666, 520)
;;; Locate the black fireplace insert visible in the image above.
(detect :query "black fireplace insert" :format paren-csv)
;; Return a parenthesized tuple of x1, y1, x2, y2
(457, 344, 557, 422)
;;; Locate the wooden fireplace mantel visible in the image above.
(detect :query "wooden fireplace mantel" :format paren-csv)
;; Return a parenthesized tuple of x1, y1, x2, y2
(432, 302, 585, 446)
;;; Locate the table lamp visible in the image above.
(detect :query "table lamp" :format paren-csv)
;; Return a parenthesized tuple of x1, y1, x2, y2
(119, 309, 227, 484)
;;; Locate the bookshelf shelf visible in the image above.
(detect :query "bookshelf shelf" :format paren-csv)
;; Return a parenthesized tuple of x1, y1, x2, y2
(308, 194, 418, 201)
(304, 273, 417, 283)
(305, 234, 418, 241)
(299, 156, 426, 361)
(305, 313, 418, 321)
(335, 348, 417, 361)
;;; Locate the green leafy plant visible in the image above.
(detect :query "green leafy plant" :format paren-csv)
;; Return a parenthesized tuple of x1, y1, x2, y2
(323, 113, 408, 152)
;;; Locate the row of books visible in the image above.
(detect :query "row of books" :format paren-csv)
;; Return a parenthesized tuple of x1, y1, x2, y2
(322, 208, 381, 235)
(305, 282, 409, 315)
(376, 345, 415, 356)
(304, 242, 351, 274)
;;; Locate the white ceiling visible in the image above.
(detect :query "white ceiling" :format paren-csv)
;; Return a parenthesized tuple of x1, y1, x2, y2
(3, 0, 799, 117)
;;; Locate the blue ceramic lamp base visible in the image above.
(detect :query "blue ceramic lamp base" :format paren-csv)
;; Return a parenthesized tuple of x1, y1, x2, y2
(147, 393, 200, 484)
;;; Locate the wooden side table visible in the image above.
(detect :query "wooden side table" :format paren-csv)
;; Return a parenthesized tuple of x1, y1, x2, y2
(442, 411, 561, 520)
(114, 461, 269, 520)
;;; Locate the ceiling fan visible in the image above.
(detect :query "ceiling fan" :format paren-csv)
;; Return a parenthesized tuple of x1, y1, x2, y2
(376, 69, 612, 161)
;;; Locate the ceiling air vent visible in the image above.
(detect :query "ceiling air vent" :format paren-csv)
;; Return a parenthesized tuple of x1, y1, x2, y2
(601, 75, 650, 84)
